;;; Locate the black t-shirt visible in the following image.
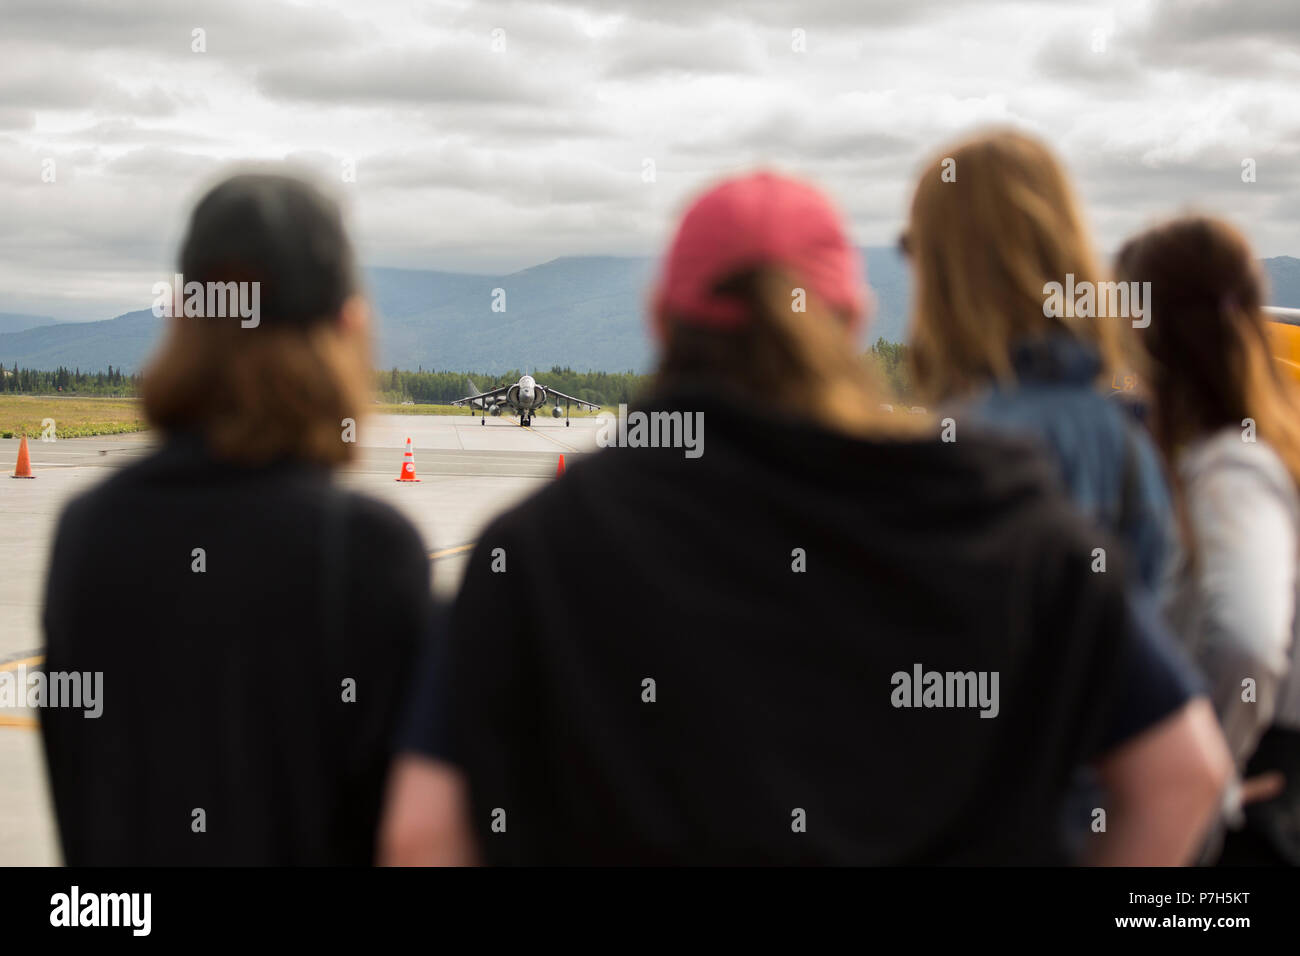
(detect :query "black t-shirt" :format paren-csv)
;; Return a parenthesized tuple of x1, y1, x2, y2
(41, 434, 433, 865)
(407, 389, 1199, 865)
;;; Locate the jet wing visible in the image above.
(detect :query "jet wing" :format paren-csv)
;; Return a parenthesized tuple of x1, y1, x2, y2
(452, 384, 510, 407)
(544, 386, 600, 411)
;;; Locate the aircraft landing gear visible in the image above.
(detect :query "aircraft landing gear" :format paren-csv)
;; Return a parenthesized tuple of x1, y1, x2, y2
(480, 416, 485, 425)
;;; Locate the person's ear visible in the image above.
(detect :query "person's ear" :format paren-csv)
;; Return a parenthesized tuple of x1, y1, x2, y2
(337, 294, 369, 337)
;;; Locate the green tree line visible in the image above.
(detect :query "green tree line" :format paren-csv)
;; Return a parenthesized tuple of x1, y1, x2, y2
(867, 338, 914, 401)
(1, 340, 914, 405)
(0, 363, 141, 396)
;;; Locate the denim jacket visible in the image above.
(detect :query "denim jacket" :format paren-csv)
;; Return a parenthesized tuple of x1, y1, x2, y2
(957, 335, 1175, 592)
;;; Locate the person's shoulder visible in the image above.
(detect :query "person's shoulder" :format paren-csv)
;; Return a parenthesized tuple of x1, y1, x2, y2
(50, 453, 152, 538)
(49, 485, 102, 554)
(1181, 428, 1296, 504)
(948, 422, 1129, 566)
(504, 444, 614, 511)
(919, 420, 1066, 511)
(471, 446, 629, 552)
(338, 489, 429, 562)
(960, 380, 1115, 448)
(51, 437, 208, 521)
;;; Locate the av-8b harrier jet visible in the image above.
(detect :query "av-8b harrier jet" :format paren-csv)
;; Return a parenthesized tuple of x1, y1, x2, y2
(452, 375, 600, 427)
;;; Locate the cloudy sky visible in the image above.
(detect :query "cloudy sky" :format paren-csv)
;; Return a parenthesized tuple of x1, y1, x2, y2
(1, 0, 1297, 320)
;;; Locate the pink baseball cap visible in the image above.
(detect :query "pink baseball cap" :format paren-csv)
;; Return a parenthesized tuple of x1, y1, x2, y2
(652, 170, 867, 335)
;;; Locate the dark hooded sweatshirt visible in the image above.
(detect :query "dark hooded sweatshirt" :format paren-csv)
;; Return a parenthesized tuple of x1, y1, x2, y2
(406, 388, 1198, 865)
(41, 434, 432, 865)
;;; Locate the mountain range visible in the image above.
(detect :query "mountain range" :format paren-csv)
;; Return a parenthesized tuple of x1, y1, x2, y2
(2, 253, 1298, 375)
(0, 313, 59, 336)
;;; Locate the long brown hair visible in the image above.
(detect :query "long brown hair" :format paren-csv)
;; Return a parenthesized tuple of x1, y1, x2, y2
(906, 128, 1125, 401)
(1114, 215, 1300, 488)
(143, 314, 371, 466)
(655, 267, 924, 438)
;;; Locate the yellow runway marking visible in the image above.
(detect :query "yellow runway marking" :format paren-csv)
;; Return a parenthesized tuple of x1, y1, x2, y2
(1, 657, 43, 730)
(429, 543, 475, 560)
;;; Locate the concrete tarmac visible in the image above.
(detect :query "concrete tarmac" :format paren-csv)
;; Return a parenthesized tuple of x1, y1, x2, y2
(0, 413, 600, 865)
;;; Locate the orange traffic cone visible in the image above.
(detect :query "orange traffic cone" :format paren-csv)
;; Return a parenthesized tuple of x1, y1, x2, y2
(395, 437, 421, 482)
(11, 435, 34, 479)
(556, 454, 565, 477)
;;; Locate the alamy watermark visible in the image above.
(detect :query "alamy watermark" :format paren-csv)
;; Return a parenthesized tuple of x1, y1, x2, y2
(50, 886, 150, 936)
(890, 663, 1000, 718)
(0, 664, 102, 718)
(595, 405, 704, 459)
(1043, 273, 1151, 328)
(151, 273, 261, 328)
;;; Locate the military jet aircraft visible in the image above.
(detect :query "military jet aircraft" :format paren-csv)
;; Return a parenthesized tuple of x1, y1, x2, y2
(453, 375, 600, 426)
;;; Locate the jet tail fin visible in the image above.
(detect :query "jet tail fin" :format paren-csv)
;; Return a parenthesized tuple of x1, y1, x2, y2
(466, 377, 481, 397)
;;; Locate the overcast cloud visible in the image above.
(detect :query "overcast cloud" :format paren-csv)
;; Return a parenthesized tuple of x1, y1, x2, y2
(1, 0, 1296, 320)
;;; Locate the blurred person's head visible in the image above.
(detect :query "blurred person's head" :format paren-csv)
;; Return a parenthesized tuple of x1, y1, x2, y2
(143, 171, 370, 466)
(905, 128, 1123, 401)
(651, 170, 914, 435)
(1114, 215, 1300, 485)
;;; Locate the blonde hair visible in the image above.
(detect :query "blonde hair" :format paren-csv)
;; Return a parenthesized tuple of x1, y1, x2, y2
(142, 314, 371, 466)
(906, 128, 1124, 401)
